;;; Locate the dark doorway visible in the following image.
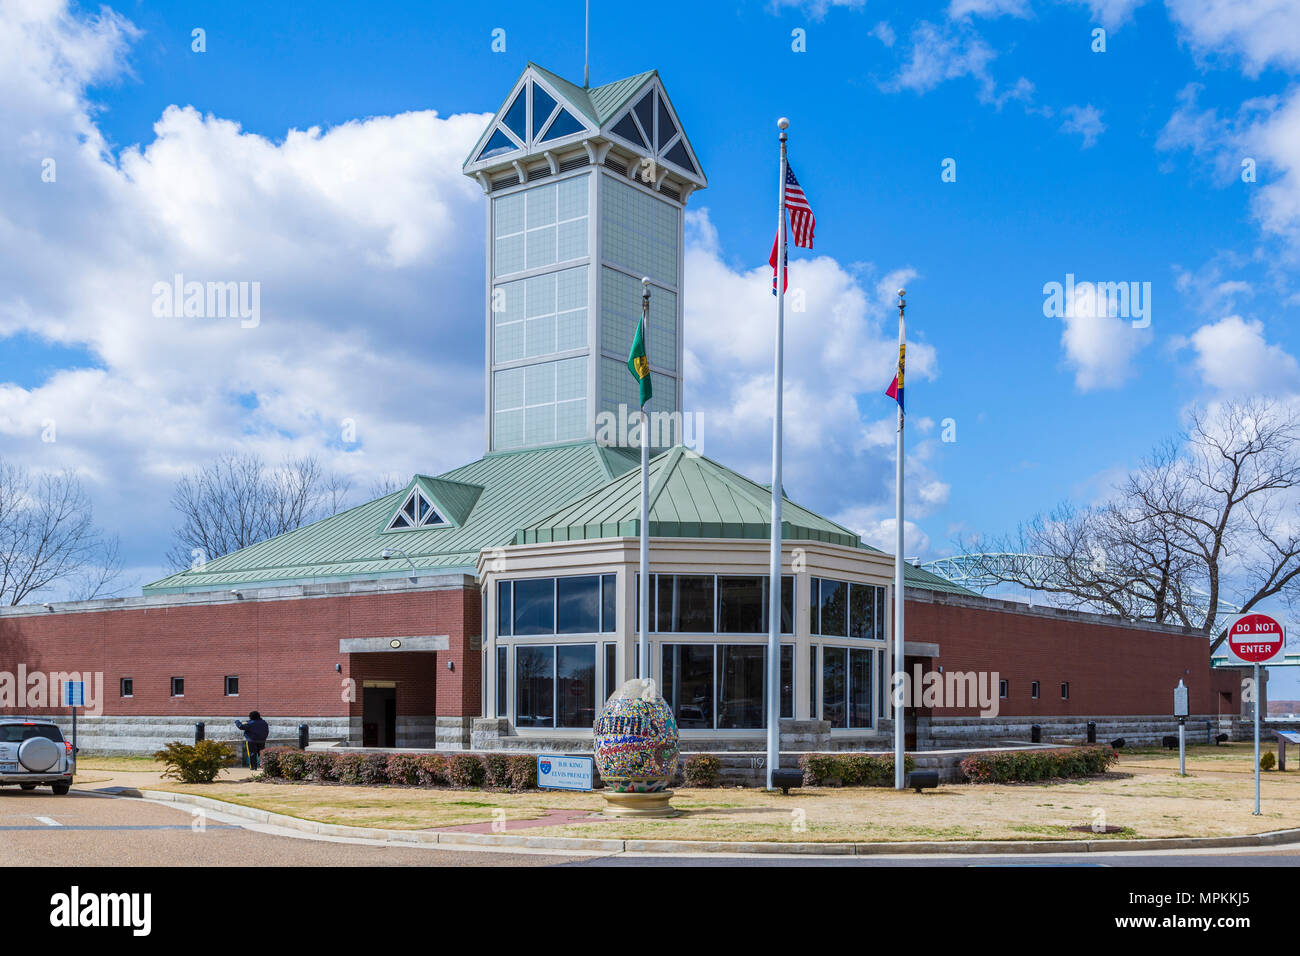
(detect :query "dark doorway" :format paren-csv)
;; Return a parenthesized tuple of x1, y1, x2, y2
(362, 685, 397, 747)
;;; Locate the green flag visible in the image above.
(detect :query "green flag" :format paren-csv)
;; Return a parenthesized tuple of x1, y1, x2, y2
(627, 317, 652, 407)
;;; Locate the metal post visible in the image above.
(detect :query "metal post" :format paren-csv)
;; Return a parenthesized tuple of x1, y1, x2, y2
(72, 705, 77, 758)
(1254, 661, 1261, 815)
(893, 290, 907, 790)
(638, 280, 651, 683)
(1178, 716, 1186, 776)
(765, 118, 790, 790)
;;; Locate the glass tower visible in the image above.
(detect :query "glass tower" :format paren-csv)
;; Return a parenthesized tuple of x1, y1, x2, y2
(463, 62, 706, 452)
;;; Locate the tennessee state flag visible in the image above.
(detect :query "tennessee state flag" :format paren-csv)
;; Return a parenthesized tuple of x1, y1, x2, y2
(768, 226, 787, 295)
(885, 343, 905, 412)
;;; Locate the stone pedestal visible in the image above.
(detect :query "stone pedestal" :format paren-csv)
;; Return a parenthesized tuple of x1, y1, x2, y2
(601, 789, 678, 818)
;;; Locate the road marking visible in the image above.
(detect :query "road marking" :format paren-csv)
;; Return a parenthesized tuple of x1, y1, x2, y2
(34, 816, 61, 827)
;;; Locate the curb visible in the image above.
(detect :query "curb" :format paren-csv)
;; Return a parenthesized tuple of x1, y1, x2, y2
(100, 787, 1300, 856)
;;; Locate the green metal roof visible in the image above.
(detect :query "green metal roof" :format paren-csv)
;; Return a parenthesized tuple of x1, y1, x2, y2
(144, 442, 640, 594)
(528, 62, 657, 126)
(515, 446, 861, 547)
(143, 440, 975, 599)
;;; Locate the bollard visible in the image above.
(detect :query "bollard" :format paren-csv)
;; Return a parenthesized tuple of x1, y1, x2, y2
(1087, 720, 1097, 744)
(298, 723, 310, 750)
(194, 721, 205, 744)
(1030, 724, 1041, 744)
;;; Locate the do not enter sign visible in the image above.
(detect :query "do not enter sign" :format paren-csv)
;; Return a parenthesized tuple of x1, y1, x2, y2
(1227, 612, 1286, 663)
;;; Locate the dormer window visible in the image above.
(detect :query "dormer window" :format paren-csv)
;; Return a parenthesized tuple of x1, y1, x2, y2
(387, 487, 447, 530)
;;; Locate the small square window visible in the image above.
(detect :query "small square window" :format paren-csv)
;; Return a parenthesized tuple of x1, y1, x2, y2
(225, 676, 239, 696)
(1031, 681, 1040, 699)
(1060, 681, 1070, 700)
(170, 677, 184, 697)
(999, 679, 1009, 699)
(120, 678, 133, 698)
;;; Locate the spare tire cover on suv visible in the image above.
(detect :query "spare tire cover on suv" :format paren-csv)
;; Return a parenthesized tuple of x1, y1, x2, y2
(18, 736, 60, 772)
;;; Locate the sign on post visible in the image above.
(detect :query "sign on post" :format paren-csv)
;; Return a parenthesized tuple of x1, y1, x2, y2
(537, 754, 594, 792)
(1227, 612, 1285, 663)
(1173, 680, 1188, 717)
(63, 681, 85, 708)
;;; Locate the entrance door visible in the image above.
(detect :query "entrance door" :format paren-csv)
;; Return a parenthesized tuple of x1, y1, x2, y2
(362, 686, 397, 747)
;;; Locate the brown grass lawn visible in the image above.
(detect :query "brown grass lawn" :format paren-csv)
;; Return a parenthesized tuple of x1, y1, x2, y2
(81, 742, 1300, 844)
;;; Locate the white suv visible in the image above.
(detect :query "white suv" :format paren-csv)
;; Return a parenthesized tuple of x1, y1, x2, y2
(0, 719, 75, 795)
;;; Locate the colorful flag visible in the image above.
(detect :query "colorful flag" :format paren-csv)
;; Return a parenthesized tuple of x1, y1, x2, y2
(768, 225, 787, 296)
(784, 164, 815, 248)
(885, 343, 905, 412)
(627, 316, 652, 406)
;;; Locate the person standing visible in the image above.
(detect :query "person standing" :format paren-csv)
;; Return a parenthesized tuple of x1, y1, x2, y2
(235, 711, 270, 771)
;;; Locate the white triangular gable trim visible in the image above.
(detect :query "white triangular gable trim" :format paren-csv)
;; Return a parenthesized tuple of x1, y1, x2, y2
(601, 77, 706, 187)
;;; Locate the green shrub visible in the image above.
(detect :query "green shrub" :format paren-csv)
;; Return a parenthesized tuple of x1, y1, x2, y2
(798, 752, 915, 787)
(386, 753, 421, 785)
(682, 754, 723, 788)
(334, 753, 365, 785)
(1261, 750, 1277, 771)
(505, 754, 538, 791)
(259, 747, 288, 778)
(359, 753, 389, 785)
(304, 751, 337, 781)
(279, 750, 307, 780)
(483, 753, 510, 789)
(415, 753, 448, 787)
(959, 745, 1116, 784)
(155, 740, 236, 784)
(447, 754, 486, 788)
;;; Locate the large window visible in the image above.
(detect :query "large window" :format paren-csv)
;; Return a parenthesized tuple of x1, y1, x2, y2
(812, 577, 886, 639)
(492, 356, 587, 450)
(499, 575, 617, 636)
(638, 574, 794, 634)
(496, 646, 508, 718)
(661, 643, 794, 730)
(600, 175, 678, 287)
(493, 265, 587, 363)
(817, 646, 874, 729)
(493, 176, 588, 278)
(514, 644, 596, 729)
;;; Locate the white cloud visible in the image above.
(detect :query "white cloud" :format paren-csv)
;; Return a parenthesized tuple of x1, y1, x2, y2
(682, 210, 950, 538)
(1067, 0, 1149, 30)
(766, 0, 867, 20)
(1057, 290, 1151, 390)
(0, 1, 490, 588)
(1165, 0, 1300, 76)
(885, 20, 1040, 111)
(1060, 103, 1106, 148)
(1186, 315, 1300, 392)
(836, 510, 933, 557)
(949, 0, 1033, 18)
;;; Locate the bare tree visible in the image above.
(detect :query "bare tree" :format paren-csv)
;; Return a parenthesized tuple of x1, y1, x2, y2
(367, 472, 408, 499)
(0, 462, 123, 606)
(166, 453, 351, 569)
(964, 397, 1300, 648)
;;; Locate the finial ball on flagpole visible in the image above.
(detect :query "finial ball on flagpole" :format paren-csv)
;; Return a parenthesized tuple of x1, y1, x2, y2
(777, 117, 790, 130)
(898, 288, 906, 297)
(641, 277, 651, 288)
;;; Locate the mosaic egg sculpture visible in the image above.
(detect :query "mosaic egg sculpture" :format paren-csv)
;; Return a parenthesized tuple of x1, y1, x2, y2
(593, 678, 679, 793)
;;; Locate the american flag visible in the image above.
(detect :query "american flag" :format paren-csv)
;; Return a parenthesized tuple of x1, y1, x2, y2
(784, 164, 815, 248)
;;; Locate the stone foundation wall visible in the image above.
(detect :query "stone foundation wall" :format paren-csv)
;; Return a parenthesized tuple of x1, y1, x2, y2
(39, 714, 352, 754)
(919, 713, 1243, 748)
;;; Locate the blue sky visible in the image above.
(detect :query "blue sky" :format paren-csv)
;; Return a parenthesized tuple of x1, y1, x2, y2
(5, 0, 1300, 685)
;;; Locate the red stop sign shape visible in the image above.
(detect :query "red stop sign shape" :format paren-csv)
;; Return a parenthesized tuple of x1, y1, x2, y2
(1227, 612, 1286, 663)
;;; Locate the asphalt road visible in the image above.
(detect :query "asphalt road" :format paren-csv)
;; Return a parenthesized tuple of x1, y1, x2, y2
(3, 783, 1299, 867)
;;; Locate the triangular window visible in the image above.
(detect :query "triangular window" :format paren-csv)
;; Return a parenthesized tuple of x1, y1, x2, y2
(540, 108, 585, 142)
(663, 138, 698, 175)
(477, 127, 519, 161)
(502, 89, 528, 140)
(387, 487, 447, 531)
(532, 84, 557, 140)
(656, 94, 677, 150)
(611, 111, 647, 149)
(633, 93, 655, 145)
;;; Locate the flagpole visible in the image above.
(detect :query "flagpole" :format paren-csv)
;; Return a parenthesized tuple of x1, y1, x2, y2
(639, 278, 652, 683)
(893, 289, 907, 790)
(766, 118, 790, 791)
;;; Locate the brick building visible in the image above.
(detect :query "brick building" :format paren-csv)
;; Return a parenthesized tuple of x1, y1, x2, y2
(0, 62, 1240, 755)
